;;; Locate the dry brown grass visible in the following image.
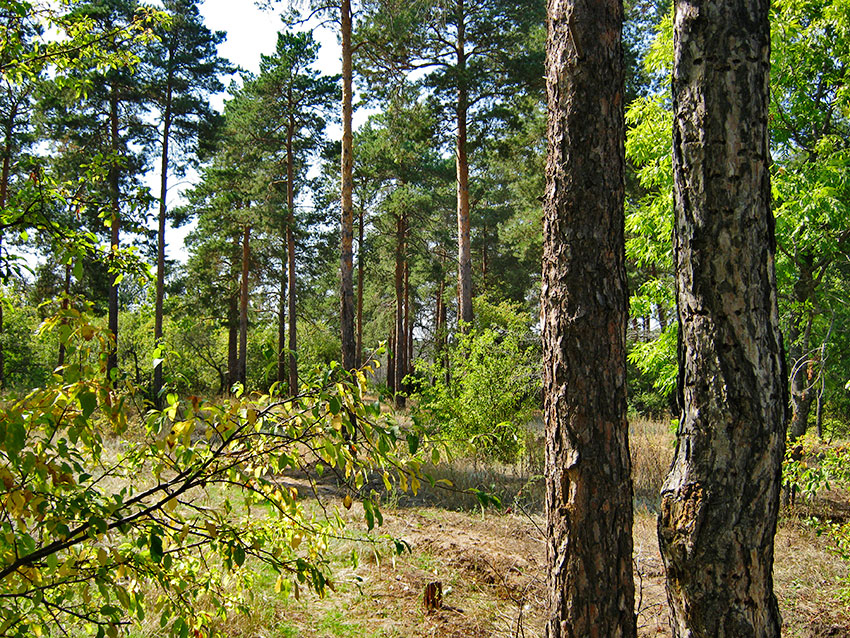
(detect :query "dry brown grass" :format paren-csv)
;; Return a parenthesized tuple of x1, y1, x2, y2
(123, 419, 849, 637)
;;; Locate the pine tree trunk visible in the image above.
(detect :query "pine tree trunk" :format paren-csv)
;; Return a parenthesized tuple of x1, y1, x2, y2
(107, 82, 121, 382)
(154, 71, 173, 406)
(238, 225, 250, 387)
(394, 213, 406, 408)
(657, 2, 787, 636)
(455, 0, 473, 330)
(339, 0, 356, 371)
(405, 257, 413, 381)
(387, 330, 395, 394)
(286, 116, 298, 396)
(0, 114, 12, 390)
(356, 204, 364, 368)
(227, 278, 239, 394)
(542, 0, 635, 635)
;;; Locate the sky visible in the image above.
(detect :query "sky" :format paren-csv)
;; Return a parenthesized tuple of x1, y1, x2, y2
(164, 0, 346, 260)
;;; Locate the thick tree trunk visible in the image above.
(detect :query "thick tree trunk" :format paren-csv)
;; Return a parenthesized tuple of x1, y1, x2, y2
(286, 117, 298, 396)
(107, 82, 121, 381)
(455, 1, 473, 330)
(238, 225, 250, 387)
(542, 1, 635, 636)
(394, 213, 406, 408)
(339, 0, 356, 371)
(356, 204, 364, 368)
(154, 73, 173, 406)
(657, 2, 787, 636)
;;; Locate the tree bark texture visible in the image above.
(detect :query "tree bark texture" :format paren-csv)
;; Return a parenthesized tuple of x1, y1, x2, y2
(107, 81, 121, 381)
(455, 0, 473, 330)
(658, 2, 787, 636)
(339, 0, 356, 371)
(542, 0, 635, 636)
(238, 225, 250, 387)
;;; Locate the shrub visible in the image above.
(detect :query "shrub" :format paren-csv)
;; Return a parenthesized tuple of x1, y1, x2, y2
(412, 296, 541, 463)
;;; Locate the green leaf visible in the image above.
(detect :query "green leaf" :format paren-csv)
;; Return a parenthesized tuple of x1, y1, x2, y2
(78, 391, 97, 419)
(233, 544, 245, 567)
(149, 533, 163, 563)
(406, 434, 419, 455)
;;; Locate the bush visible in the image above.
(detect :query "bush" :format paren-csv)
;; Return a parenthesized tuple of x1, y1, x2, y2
(0, 305, 428, 637)
(412, 296, 541, 463)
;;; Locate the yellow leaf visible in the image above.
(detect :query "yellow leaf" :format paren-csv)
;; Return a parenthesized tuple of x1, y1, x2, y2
(331, 414, 343, 431)
(165, 498, 178, 512)
(343, 494, 353, 510)
(275, 575, 283, 594)
(97, 548, 108, 566)
(291, 533, 302, 549)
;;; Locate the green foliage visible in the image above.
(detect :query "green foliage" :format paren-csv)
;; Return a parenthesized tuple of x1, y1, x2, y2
(0, 306, 428, 637)
(412, 297, 540, 463)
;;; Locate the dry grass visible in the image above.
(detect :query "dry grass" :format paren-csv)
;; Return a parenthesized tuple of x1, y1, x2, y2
(119, 419, 849, 637)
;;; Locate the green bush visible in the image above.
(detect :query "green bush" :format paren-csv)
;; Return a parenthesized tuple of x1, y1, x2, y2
(412, 296, 541, 463)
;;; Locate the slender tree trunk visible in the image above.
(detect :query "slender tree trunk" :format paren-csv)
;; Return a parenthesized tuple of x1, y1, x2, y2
(658, 1, 786, 636)
(57, 262, 71, 369)
(387, 329, 395, 394)
(455, 1, 473, 330)
(542, 0, 635, 635)
(788, 257, 815, 441)
(394, 213, 406, 408)
(154, 69, 173, 406)
(405, 250, 413, 381)
(286, 116, 298, 396)
(107, 81, 121, 382)
(0, 114, 12, 389)
(356, 203, 364, 368)
(238, 225, 250, 387)
(227, 284, 239, 393)
(278, 246, 286, 386)
(339, 0, 356, 371)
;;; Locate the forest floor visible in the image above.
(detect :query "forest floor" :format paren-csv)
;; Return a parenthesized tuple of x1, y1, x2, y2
(130, 419, 850, 638)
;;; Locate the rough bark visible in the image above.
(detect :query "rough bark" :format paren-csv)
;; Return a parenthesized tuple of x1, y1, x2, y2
(455, 0, 473, 330)
(154, 60, 173, 406)
(238, 225, 250, 387)
(542, 0, 635, 636)
(339, 0, 356, 371)
(107, 81, 121, 381)
(657, 1, 787, 636)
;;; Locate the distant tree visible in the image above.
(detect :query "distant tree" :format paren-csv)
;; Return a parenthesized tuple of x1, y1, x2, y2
(542, 0, 635, 635)
(241, 30, 338, 395)
(144, 0, 232, 403)
(657, 0, 787, 635)
(39, 0, 155, 381)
